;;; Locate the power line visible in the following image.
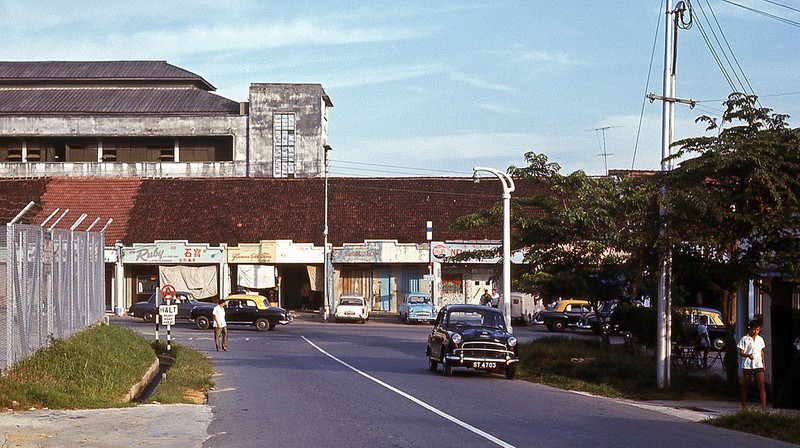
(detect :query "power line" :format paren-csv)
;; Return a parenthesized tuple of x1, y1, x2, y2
(720, 0, 800, 27)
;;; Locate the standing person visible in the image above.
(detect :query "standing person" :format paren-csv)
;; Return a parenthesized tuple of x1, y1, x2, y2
(491, 288, 500, 308)
(738, 319, 766, 410)
(480, 289, 492, 306)
(694, 316, 711, 368)
(213, 298, 229, 352)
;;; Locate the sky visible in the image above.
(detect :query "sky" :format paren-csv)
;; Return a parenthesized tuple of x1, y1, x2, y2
(2, 1, 799, 177)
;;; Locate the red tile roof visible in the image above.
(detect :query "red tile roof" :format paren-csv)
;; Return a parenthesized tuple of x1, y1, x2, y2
(31, 178, 142, 244)
(0, 178, 49, 225)
(1, 177, 541, 247)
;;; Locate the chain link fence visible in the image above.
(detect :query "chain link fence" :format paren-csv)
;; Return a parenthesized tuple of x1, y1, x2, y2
(1, 223, 105, 372)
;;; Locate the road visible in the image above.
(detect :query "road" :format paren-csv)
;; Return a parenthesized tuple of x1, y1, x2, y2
(120, 315, 790, 448)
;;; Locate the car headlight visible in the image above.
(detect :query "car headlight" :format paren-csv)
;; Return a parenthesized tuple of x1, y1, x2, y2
(451, 333, 462, 345)
(507, 336, 517, 347)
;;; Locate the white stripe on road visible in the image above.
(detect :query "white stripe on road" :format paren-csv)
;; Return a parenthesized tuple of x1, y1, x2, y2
(302, 335, 516, 448)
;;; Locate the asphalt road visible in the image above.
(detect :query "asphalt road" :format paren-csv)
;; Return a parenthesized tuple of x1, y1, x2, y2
(111, 315, 794, 448)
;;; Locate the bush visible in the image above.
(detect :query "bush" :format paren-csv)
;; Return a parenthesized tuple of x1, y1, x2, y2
(614, 304, 688, 347)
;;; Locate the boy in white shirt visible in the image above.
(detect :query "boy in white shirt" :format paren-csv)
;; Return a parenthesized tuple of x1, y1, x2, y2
(213, 299, 229, 352)
(737, 319, 766, 410)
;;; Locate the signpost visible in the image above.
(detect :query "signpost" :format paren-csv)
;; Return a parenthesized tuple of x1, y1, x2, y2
(159, 284, 177, 351)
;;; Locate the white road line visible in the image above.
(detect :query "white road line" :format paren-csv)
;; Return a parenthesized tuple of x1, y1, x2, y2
(302, 335, 516, 448)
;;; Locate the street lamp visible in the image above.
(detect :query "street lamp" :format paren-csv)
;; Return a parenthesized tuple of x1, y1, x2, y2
(472, 166, 515, 332)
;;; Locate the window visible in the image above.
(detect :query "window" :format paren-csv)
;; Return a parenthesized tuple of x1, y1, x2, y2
(273, 113, 296, 177)
(137, 276, 158, 294)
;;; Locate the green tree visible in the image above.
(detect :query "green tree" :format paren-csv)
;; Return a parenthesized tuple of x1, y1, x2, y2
(666, 92, 800, 386)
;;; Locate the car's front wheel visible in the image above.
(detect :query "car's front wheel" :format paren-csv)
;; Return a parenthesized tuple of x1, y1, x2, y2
(713, 337, 725, 351)
(195, 315, 210, 330)
(552, 319, 566, 332)
(428, 358, 438, 372)
(443, 362, 453, 377)
(255, 318, 269, 332)
(505, 365, 516, 380)
(143, 311, 155, 323)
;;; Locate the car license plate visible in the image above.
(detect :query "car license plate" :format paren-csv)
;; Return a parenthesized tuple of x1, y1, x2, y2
(345, 311, 355, 315)
(472, 361, 497, 369)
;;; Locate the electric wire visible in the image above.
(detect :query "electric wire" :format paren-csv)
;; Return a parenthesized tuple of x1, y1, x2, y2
(720, 0, 800, 27)
(758, 0, 800, 14)
(631, 0, 665, 170)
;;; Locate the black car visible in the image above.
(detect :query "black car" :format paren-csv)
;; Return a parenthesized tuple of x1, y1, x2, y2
(538, 299, 592, 332)
(580, 300, 620, 335)
(426, 304, 519, 379)
(128, 291, 214, 323)
(191, 294, 293, 331)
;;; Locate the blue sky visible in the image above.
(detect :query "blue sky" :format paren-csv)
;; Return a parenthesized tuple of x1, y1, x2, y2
(2, 1, 798, 177)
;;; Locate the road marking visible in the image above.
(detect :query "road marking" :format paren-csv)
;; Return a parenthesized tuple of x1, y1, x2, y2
(302, 336, 516, 448)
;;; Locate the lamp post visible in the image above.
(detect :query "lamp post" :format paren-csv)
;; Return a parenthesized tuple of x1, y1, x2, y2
(323, 144, 332, 321)
(472, 166, 515, 333)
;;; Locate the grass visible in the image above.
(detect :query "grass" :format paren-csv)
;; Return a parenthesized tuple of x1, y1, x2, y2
(704, 410, 800, 445)
(147, 340, 213, 404)
(518, 337, 733, 401)
(518, 337, 800, 444)
(0, 323, 213, 409)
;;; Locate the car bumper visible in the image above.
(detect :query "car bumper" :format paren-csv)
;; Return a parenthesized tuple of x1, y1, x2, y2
(407, 315, 434, 322)
(444, 354, 519, 367)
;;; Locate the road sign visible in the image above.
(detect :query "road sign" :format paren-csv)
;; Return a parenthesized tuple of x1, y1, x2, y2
(160, 314, 176, 326)
(160, 284, 176, 301)
(159, 304, 178, 316)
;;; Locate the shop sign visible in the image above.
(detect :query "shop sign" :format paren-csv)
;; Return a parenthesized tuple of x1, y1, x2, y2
(430, 242, 524, 264)
(227, 241, 277, 263)
(332, 242, 382, 263)
(121, 241, 221, 264)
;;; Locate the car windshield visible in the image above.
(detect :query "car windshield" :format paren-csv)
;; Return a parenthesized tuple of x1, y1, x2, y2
(409, 296, 430, 304)
(340, 298, 363, 306)
(445, 310, 505, 330)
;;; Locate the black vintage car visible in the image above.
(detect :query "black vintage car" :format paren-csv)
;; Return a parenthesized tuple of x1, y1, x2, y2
(191, 294, 293, 331)
(128, 291, 215, 323)
(426, 304, 519, 379)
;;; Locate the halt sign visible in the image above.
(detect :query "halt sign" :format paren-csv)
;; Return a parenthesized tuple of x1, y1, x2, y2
(159, 304, 178, 326)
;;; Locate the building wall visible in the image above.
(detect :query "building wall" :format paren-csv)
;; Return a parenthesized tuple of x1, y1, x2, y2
(0, 114, 248, 177)
(248, 83, 330, 178)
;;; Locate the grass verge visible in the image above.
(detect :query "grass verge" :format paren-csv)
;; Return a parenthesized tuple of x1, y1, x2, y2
(518, 337, 732, 401)
(147, 340, 213, 404)
(0, 323, 213, 409)
(704, 410, 800, 445)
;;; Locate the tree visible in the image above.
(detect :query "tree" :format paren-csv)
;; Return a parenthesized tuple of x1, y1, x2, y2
(454, 152, 659, 343)
(666, 92, 800, 387)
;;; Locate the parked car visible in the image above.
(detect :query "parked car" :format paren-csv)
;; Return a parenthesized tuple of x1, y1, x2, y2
(676, 307, 726, 350)
(398, 292, 435, 324)
(580, 300, 620, 335)
(334, 294, 369, 323)
(538, 299, 592, 332)
(191, 294, 293, 331)
(426, 304, 519, 379)
(128, 291, 214, 323)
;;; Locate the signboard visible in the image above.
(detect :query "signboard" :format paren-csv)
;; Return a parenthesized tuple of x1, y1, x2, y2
(160, 314, 176, 326)
(423, 274, 436, 281)
(430, 242, 525, 264)
(159, 304, 178, 316)
(160, 284, 176, 301)
(121, 240, 222, 264)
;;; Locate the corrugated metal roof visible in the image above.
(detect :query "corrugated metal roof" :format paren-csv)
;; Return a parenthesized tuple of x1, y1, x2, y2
(0, 61, 216, 90)
(0, 87, 241, 115)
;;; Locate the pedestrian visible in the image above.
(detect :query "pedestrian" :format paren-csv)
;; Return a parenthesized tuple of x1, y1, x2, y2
(480, 289, 492, 307)
(213, 298, 229, 352)
(491, 288, 500, 308)
(738, 319, 766, 410)
(694, 316, 711, 368)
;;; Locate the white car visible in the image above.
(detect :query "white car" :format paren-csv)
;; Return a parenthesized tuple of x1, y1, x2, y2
(334, 294, 369, 323)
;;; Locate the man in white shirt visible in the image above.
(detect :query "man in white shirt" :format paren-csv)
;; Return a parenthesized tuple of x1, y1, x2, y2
(213, 299, 229, 352)
(737, 319, 766, 410)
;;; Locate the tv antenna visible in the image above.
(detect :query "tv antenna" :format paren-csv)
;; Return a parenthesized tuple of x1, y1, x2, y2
(594, 126, 621, 175)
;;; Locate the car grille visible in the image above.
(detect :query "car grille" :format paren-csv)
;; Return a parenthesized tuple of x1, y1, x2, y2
(455, 341, 511, 360)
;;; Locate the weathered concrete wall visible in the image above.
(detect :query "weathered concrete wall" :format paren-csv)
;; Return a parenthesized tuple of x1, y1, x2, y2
(248, 84, 330, 178)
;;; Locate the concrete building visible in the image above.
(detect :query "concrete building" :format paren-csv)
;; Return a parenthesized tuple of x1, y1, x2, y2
(0, 61, 331, 178)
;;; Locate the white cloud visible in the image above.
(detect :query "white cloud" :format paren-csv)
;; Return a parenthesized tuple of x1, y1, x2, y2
(449, 73, 514, 92)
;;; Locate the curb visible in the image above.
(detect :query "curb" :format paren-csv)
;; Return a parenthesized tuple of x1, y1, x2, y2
(122, 356, 160, 403)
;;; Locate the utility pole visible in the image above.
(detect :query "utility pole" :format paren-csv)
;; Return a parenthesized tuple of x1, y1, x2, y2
(648, 0, 693, 389)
